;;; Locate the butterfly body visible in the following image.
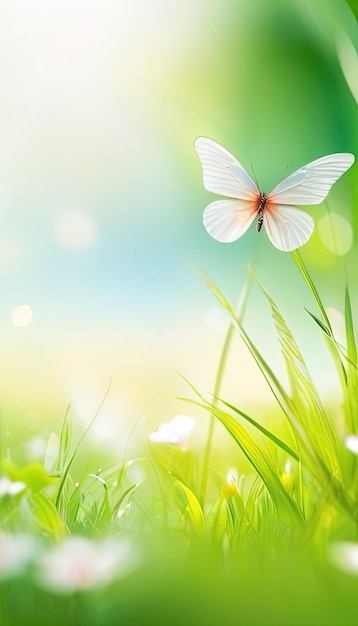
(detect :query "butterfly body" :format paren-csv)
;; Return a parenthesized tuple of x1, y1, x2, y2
(194, 137, 354, 252)
(256, 192, 267, 232)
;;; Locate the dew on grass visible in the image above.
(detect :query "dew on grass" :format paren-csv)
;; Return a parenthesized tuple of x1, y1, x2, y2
(11, 304, 33, 327)
(117, 502, 131, 519)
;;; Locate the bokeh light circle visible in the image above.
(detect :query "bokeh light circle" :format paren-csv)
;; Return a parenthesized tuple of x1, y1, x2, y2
(11, 305, 33, 327)
(318, 213, 353, 256)
(53, 210, 97, 249)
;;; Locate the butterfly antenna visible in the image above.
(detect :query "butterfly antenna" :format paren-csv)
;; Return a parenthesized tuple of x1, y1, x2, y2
(268, 164, 289, 193)
(277, 164, 289, 182)
(250, 163, 260, 189)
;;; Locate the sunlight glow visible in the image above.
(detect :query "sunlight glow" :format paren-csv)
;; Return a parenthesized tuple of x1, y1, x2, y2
(205, 307, 229, 332)
(11, 305, 33, 327)
(326, 307, 345, 344)
(53, 210, 97, 249)
(0, 184, 12, 213)
(0, 236, 26, 270)
(336, 30, 358, 105)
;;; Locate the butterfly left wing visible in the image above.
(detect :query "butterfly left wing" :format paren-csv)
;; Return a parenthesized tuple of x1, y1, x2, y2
(269, 153, 354, 205)
(263, 205, 314, 251)
(203, 199, 257, 243)
(194, 137, 258, 200)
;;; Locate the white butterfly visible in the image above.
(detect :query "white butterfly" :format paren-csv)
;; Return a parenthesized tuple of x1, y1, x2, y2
(195, 137, 355, 252)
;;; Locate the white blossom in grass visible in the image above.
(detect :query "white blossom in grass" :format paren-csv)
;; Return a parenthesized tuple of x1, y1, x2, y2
(344, 435, 358, 455)
(328, 542, 358, 575)
(0, 532, 37, 579)
(0, 476, 26, 497)
(222, 468, 238, 499)
(281, 460, 294, 490)
(149, 415, 195, 450)
(36, 537, 138, 593)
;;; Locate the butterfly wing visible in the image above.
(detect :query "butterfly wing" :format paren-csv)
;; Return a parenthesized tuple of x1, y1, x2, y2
(263, 205, 314, 251)
(203, 199, 257, 243)
(269, 153, 355, 205)
(194, 137, 258, 200)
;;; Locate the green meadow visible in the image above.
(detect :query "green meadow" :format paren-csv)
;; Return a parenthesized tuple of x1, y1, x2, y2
(0, 1, 357, 624)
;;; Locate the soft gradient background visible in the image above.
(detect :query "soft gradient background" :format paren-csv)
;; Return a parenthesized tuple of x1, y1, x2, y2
(0, 0, 356, 452)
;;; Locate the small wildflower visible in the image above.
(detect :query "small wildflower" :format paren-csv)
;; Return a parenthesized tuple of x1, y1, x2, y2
(0, 532, 37, 579)
(328, 542, 358, 575)
(149, 415, 195, 450)
(222, 468, 238, 499)
(281, 460, 294, 490)
(0, 476, 26, 497)
(36, 537, 138, 593)
(344, 435, 358, 455)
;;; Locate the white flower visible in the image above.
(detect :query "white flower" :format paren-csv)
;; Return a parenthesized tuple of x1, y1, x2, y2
(0, 476, 26, 497)
(0, 532, 37, 578)
(328, 542, 358, 575)
(149, 415, 195, 450)
(344, 435, 358, 455)
(36, 536, 138, 593)
(223, 468, 239, 499)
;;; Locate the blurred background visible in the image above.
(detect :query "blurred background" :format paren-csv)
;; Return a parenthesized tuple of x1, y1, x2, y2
(0, 0, 356, 456)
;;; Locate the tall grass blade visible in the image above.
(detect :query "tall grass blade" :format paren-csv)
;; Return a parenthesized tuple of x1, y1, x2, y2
(292, 250, 347, 383)
(55, 379, 112, 514)
(216, 397, 299, 461)
(199, 271, 251, 506)
(185, 398, 304, 524)
(344, 281, 358, 434)
(253, 272, 341, 480)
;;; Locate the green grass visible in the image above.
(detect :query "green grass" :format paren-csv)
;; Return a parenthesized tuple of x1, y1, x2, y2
(1, 254, 358, 625)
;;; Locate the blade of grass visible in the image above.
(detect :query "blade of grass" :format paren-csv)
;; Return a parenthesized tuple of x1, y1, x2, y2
(345, 281, 357, 365)
(344, 280, 358, 435)
(292, 250, 347, 383)
(184, 397, 305, 524)
(175, 478, 205, 533)
(215, 397, 299, 461)
(55, 377, 113, 513)
(199, 270, 251, 507)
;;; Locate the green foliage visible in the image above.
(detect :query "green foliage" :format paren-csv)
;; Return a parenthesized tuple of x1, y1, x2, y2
(1, 255, 358, 625)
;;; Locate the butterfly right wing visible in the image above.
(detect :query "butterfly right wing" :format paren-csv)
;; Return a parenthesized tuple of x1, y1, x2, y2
(263, 204, 314, 251)
(203, 199, 257, 243)
(194, 137, 258, 200)
(269, 153, 355, 205)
